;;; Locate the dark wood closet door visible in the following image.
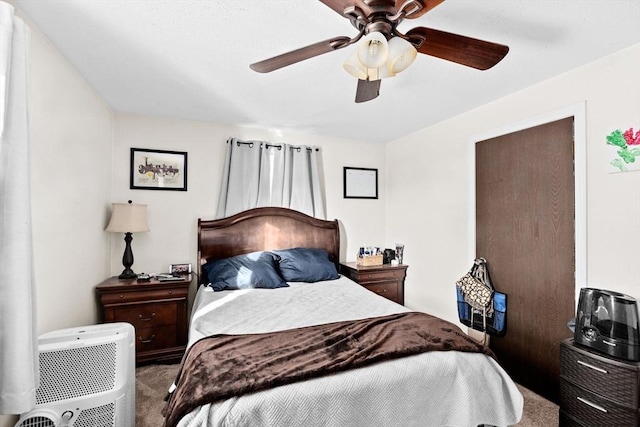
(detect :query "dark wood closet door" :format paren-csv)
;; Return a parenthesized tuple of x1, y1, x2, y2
(475, 117, 575, 403)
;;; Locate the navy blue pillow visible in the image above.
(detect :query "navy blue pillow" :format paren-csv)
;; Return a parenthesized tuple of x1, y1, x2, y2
(272, 247, 339, 282)
(203, 251, 288, 291)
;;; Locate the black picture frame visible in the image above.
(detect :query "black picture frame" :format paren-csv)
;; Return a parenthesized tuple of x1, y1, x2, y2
(169, 263, 192, 275)
(343, 167, 378, 199)
(130, 148, 187, 191)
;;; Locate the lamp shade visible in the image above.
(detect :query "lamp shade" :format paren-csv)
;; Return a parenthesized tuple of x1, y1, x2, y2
(106, 202, 149, 233)
(357, 32, 389, 69)
(387, 37, 417, 73)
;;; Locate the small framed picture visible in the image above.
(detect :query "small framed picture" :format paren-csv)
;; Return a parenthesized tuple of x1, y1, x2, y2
(169, 263, 192, 275)
(130, 148, 187, 191)
(344, 167, 378, 199)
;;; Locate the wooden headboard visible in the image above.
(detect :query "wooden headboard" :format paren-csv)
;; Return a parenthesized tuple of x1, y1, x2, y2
(198, 207, 340, 284)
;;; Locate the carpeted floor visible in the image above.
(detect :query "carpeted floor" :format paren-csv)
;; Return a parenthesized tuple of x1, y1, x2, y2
(136, 363, 559, 427)
(136, 363, 180, 427)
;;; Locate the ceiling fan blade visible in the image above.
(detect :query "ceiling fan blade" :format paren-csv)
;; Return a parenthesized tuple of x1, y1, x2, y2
(406, 27, 509, 70)
(250, 36, 352, 73)
(355, 79, 381, 103)
(396, 0, 445, 19)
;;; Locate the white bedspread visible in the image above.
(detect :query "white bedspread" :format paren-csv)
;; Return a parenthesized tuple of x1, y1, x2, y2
(177, 276, 523, 427)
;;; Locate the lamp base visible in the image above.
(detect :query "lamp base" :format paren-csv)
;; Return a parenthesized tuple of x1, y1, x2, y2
(118, 232, 138, 280)
(118, 269, 138, 280)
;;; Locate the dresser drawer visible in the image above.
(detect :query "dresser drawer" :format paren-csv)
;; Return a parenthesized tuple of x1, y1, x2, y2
(561, 343, 638, 408)
(364, 282, 398, 302)
(560, 379, 638, 427)
(136, 325, 177, 353)
(113, 302, 177, 329)
(559, 411, 588, 427)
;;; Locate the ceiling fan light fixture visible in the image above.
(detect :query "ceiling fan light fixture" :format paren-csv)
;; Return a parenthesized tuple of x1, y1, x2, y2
(376, 65, 396, 79)
(387, 37, 417, 73)
(357, 31, 389, 68)
(343, 54, 394, 81)
(343, 51, 368, 79)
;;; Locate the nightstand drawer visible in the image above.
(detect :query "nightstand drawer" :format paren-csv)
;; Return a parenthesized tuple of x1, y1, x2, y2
(114, 302, 177, 329)
(340, 262, 407, 305)
(136, 325, 178, 353)
(96, 276, 191, 365)
(560, 379, 638, 427)
(101, 287, 186, 305)
(364, 282, 398, 302)
(348, 269, 403, 283)
(561, 343, 638, 408)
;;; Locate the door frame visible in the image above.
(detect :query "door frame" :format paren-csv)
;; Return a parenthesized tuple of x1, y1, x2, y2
(467, 102, 587, 304)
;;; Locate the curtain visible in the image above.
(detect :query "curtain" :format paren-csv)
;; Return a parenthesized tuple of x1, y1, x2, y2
(216, 137, 326, 219)
(0, 2, 38, 415)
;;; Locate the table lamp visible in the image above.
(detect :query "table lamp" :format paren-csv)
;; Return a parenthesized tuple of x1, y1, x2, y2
(106, 200, 149, 279)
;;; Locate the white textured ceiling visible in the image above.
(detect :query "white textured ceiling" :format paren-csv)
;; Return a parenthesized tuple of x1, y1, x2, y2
(13, 0, 640, 143)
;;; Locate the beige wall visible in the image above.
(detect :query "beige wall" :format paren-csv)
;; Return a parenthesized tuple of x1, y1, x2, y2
(109, 114, 387, 277)
(25, 11, 114, 335)
(386, 43, 640, 325)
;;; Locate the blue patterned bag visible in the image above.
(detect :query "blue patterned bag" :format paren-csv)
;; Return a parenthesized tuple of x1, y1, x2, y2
(456, 258, 507, 337)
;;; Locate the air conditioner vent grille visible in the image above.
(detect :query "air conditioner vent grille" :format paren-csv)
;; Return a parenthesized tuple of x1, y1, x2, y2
(36, 342, 117, 404)
(75, 402, 115, 427)
(16, 416, 56, 427)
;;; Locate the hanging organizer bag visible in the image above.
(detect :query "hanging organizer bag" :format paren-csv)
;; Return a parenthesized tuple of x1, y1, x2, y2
(456, 258, 507, 337)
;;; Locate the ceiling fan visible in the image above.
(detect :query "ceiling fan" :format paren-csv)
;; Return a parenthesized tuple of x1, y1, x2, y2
(250, 0, 509, 103)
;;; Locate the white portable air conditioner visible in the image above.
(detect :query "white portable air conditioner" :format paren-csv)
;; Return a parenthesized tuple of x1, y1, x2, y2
(15, 322, 135, 427)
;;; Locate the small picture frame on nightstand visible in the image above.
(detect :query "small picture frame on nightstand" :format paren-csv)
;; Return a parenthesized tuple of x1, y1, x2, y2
(169, 263, 192, 275)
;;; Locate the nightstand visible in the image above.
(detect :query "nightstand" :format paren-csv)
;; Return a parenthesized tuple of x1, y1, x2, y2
(559, 338, 640, 426)
(340, 262, 408, 305)
(96, 275, 191, 365)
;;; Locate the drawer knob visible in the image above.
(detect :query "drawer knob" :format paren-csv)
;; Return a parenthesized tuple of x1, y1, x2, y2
(139, 334, 156, 344)
(119, 294, 124, 299)
(376, 289, 387, 295)
(139, 313, 156, 322)
(576, 396, 608, 413)
(577, 360, 608, 374)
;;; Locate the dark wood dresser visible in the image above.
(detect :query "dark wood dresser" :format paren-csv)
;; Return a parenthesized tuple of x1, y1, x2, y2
(96, 275, 191, 365)
(340, 262, 407, 305)
(560, 338, 640, 426)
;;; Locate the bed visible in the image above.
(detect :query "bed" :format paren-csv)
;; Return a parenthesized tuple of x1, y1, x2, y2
(164, 207, 523, 427)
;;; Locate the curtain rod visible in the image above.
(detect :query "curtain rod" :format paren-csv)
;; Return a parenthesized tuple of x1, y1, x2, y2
(233, 140, 319, 151)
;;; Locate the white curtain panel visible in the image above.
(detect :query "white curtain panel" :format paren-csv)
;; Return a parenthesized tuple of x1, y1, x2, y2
(216, 138, 325, 219)
(216, 139, 262, 218)
(282, 145, 325, 219)
(0, 2, 38, 415)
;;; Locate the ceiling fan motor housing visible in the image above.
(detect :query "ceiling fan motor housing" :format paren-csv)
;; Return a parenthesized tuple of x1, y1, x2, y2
(347, 0, 409, 37)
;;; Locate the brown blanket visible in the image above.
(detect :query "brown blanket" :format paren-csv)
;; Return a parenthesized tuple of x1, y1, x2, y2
(162, 311, 494, 427)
